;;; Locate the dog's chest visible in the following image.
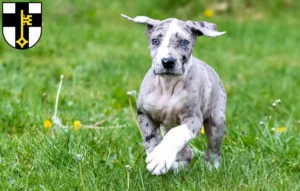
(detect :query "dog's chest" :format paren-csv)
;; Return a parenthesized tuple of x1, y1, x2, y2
(142, 90, 189, 127)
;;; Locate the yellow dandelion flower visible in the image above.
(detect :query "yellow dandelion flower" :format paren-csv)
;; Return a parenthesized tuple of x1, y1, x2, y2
(73, 120, 82, 131)
(276, 127, 286, 133)
(204, 9, 214, 17)
(201, 126, 205, 134)
(43, 120, 52, 129)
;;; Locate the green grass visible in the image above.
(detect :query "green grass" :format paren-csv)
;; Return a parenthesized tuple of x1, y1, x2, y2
(1, 0, 300, 190)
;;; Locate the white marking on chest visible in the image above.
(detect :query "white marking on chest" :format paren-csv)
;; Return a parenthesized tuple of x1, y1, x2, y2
(143, 87, 188, 127)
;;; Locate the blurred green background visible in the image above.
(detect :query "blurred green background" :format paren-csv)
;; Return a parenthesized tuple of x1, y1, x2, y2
(0, 0, 299, 190)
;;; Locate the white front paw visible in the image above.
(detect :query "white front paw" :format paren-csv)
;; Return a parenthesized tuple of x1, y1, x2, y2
(146, 144, 177, 175)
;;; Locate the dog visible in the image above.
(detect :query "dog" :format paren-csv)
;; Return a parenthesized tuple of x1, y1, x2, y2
(122, 14, 226, 175)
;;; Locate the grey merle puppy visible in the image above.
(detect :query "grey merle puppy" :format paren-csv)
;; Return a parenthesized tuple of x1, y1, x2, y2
(122, 14, 226, 175)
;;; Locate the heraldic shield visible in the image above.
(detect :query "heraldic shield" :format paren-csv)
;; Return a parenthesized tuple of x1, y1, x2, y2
(2, 2, 42, 49)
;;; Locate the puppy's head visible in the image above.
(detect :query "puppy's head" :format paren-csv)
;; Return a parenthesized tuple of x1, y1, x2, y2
(121, 14, 225, 76)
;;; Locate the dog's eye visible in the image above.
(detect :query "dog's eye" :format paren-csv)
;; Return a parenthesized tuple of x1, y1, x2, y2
(180, 40, 189, 46)
(152, 39, 160, 45)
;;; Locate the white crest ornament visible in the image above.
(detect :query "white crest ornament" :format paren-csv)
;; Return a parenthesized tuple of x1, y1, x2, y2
(2, 2, 42, 49)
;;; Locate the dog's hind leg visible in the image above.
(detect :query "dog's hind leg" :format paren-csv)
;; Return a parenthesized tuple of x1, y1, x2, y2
(203, 106, 226, 169)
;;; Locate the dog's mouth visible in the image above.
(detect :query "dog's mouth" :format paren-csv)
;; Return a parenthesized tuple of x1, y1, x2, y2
(154, 67, 184, 76)
(154, 69, 183, 76)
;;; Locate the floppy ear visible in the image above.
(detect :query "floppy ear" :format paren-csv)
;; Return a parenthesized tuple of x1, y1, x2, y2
(121, 14, 159, 29)
(186, 21, 226, 37)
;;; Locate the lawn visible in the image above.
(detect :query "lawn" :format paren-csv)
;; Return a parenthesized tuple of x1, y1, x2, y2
(0, 0, 300, 190)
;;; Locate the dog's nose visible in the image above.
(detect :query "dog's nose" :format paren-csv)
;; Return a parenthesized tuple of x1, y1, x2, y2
(161, 57, 176, 69)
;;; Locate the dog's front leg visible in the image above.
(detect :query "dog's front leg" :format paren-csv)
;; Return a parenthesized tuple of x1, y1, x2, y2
(138, 112, 161, 155)
(146, 114, 203, 175)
